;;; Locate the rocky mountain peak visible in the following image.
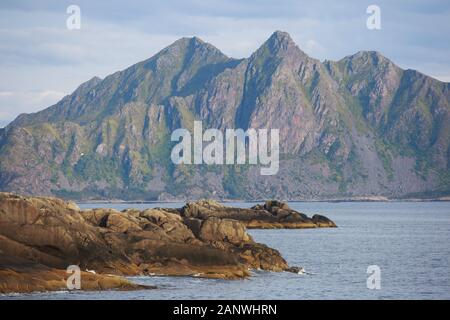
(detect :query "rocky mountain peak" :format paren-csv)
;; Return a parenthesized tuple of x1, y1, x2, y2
(269, 30, 293, 43)
(342, 50, 398, 73)
(262, 30, 301, 55)
(162, 36, 228, 60)
(74, 76, 102, 94)
(0, 32, 449, 200)
(354, 50, 385, 60)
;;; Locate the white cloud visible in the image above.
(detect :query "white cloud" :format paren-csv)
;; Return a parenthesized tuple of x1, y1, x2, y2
(0, 90, 66, 124)
(0, 0, 449, 125)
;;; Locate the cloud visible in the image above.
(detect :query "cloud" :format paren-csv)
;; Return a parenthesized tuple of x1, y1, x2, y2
(0, 90, 66, 123)
(0, 0, 449, 125)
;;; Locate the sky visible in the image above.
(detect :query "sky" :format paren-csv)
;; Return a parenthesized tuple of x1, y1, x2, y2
(0, 0, 449, 127)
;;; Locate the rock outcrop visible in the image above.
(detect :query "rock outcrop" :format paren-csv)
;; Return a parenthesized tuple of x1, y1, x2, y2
(0, 255, 152, 293)
(0, 193, 336, 293)
(181, 199, 337, 228)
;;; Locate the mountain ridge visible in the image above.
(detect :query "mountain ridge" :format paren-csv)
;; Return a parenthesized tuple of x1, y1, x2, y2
(1, 31, 449, 200)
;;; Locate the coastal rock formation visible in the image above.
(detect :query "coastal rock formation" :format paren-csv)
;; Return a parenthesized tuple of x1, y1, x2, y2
(0, 255, 152, 293)
(0, 193, 336, 293)
(0, 193, 337, 293)
(180, 199, 337, 228)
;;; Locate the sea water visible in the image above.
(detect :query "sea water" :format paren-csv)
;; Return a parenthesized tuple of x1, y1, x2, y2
(2, 201, 450, 300)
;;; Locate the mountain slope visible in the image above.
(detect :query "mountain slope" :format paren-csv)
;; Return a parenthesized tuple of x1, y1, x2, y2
(1, 31, 449, 200)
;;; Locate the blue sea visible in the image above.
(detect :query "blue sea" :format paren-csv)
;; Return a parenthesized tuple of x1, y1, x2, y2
(2, 201, 450, 300)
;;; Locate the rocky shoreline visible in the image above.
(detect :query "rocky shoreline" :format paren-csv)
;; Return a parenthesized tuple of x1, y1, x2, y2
(75, 195, 450, 204)
(0, 193, 335, 294)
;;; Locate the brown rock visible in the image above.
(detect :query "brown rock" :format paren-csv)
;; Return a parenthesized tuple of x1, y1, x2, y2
(1, 193, 308, 293)
(0, 254, 154, 294)
(312, 214, 337, 227)
(181, 199, 336, 229)
(199, 217, 252, 244)
(105, 212, 142, 233)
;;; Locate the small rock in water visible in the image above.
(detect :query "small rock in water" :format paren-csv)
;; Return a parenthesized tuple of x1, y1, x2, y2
(286, 266, 305, 274)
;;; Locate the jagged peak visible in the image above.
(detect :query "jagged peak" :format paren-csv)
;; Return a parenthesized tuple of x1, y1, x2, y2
(251, 30, 307, 61)
(358, 50, 388, 62)
(344, 50, 393, 67)
(82, 76, 102, 86)
(264, 30, 298, 52)
(170, 36, 202, 47)
(354, 50, 384, 57)
(161, 35, 228, 59)
(332, 50, 403, 77)
(269, 30, 294, 44)
(75, 76, 102, 93)
(90, 76, 102, 82)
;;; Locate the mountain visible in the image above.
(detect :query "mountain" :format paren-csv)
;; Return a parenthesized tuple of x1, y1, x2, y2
(1, 31, 449, 200)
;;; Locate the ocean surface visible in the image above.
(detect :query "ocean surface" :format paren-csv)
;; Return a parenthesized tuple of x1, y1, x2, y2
(2, 201, 450, 300)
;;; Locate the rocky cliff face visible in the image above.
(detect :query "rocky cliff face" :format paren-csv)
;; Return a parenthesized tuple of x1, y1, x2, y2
(0, 31, 449, 200)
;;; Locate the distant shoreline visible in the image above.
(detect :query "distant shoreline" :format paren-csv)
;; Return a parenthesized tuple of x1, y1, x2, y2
(75, 197, 450, 204)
